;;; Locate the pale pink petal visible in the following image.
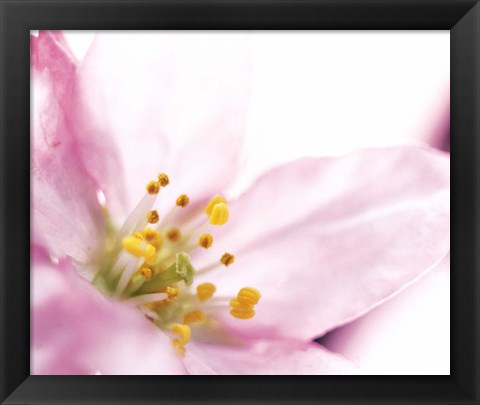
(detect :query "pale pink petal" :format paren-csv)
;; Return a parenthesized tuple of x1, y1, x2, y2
(318, 253, 450, 375)
(31, 31, 114, 262)
(77, 33, 250, 215)
(415, 88, 449, 152)
(214, 146, 450, 248)
(183, 340, 361, 375)
(196, 147, 449, 341)
(31, 253, 187, 375)
(426, 99, 450, 152)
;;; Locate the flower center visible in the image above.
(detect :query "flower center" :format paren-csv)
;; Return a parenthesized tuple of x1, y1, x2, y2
(89, 173, 260, 356)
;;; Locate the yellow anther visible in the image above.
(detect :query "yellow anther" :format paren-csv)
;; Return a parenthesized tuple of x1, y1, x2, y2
(133, 231, 144, 240)
(122, 236, 143, 257)
(220, 253, 235, 267)
(183, 310, 206, 325)
(140, 267, 152, 280)
(230, 307, 256, 320)
(229, 298, 245, 309)
(144, 286, 178, 310)
(205, 195, 227, 216)
(198, 233, 213, 249)
(176, 194, 190, 208)
(171, 323, 191, 345)
(142, 227, 163, 249)
(171, 341, 187, 357)
(237, 287, 261, 306)
(196, 283, 216, 302)
(158, 173, 170, 187)
(170, 323, 191, 357)
(144, 244, 157, 265)
(229, 298, 255, 320)
(165, 286, 179, 299)
(209, 203, 229, 226)
(166, 227, 181, 242)
(146, 210, 159, 224)
(122, 237, 157, 264)
(229, 288, 261, 320)
(146, 180, 160, 195)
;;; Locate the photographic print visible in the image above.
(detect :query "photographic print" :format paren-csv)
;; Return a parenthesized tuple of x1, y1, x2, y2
(31, 31, 450, 375)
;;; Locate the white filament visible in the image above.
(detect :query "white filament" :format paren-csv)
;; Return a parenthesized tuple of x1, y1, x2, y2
(117, 192, 157, 241)
(116, 256, 144, 296)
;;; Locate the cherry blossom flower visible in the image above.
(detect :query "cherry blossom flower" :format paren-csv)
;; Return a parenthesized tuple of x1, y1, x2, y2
(31, 31, 450, 375)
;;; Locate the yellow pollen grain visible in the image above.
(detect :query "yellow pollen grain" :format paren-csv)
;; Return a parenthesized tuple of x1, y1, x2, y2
(158, 173, 170, 187)
(142, 227, 163, 249)
(171, 341, 187, 357)
(166, 286, 179, 299)
(171, 323, 191, 345)
(133, 231, 144, 240)
(220, 253, 235, 267)
(170, 323, 191, 357)
(205, 195, 227, 216)
(237, 287, 261, 306)
(198, 233, 213, 249)
(155, 286, 178, 305)
(144, 244, 157, 265)
(183, 310, 206, 325)
(229, 298, 250, 309)
(140, 267, 152, 280)
(229, 298, 255, 320)
(122, 237, 157, 264)
(146, 210, 159, 224)
(122, 237, 144, 257)
(230, 308, 256, 320)
(146, 180, 160, 195)
(166, 227, 181, 242)
(144, 244, 156, 257)
(176, 194, 190, 208)
(196, 283, 216, 302)
(209, 203, 229, 226)
(146, 287, 177, 309)
(229, 288, 261, 320)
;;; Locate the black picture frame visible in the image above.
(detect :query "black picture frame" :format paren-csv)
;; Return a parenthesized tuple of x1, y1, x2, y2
(0, 0, 478, 404)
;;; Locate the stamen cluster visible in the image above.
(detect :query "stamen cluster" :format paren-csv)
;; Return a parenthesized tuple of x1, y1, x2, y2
(91, 173, 261, 356)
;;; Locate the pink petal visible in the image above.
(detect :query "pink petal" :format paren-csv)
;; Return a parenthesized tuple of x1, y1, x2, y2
(77, 33, 250, 215)
(425, 98, 450, 152)
(32, 31, 115, 262)
(183, 340, 361, 375)
(31, 252, 187, 375)
(216, 146, 449, 246)
(197, 146, 449, 341)
(410, 86, 449, 152)
(319, 253, 450, 374)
